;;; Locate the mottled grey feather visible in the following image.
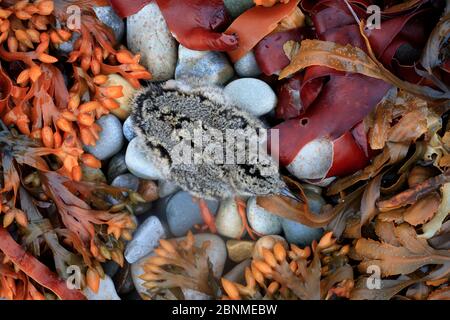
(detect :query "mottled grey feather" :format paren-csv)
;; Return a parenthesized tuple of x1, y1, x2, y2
(130, 80, 285, 200)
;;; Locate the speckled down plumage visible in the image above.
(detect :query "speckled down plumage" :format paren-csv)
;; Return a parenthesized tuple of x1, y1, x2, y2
(130, 80, 285, 200)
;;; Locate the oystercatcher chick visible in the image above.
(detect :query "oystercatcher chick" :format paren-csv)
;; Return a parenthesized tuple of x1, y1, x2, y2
(130, 79, 296, 239)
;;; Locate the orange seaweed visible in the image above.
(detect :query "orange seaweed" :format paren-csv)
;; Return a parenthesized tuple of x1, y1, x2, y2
(225, 0, 300, 62)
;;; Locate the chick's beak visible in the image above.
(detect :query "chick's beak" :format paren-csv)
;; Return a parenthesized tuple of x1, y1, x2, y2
(279, 187, 303, 203)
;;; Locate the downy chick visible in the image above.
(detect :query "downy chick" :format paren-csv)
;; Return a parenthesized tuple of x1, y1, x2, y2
(130, 79, 290, 238)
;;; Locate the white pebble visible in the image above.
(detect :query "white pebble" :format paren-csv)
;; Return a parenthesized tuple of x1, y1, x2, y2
(224, 78, 277, 117)
(175, 45, 234, 86)
(85, 114, 124, 161)
(215, 198, 245, 239)
(247, 197, 282, 235)
(127, 3, 177, 81)
(286, 138, 333, 180)
(234, 52, 261, 77)
(125, 216, 166, 264)
(125, 137, 166, 180)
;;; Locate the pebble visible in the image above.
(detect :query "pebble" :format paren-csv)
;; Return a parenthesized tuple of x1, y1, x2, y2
(281, 219, 324, 247)
(286, 138, 334, 181)
(103, 260, 120, 278)
(93, 6, 125, 42)
(224, 78, 277, 117)
(304, 187, 326, 214)
(85, 114, 124, 161)
(148, 196, 171, 218)
(166, 191, 219, 237)
(280, 190, 326, 246)
(127, 3, 177, 81)
(223, 0, 255, 18)
(111, 173, 140, 192)
(215, 198, 244, 239)
(138, 180, 159, 203)
(247, 197, 282, 235)
(223, 259, 251, 284)
(158, 180, 180, 198)
(134, 202, 154, 216)
(253, 235, 288, 260)
(113, 263, 135, 295)
(226, 240, 254, 263)
(83, 275, 120, 300)
(123, 117, 137, 141)
(125, 137, 165, 180)
(107, 151, 128, 182)
(102, 74, 136, 120)
(234, 51, 262, 77)
(125, 215, 166, 264)
(175, 45, 234, 86)
(81, 165, 106, 183)
(192, 233, 227, 278)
